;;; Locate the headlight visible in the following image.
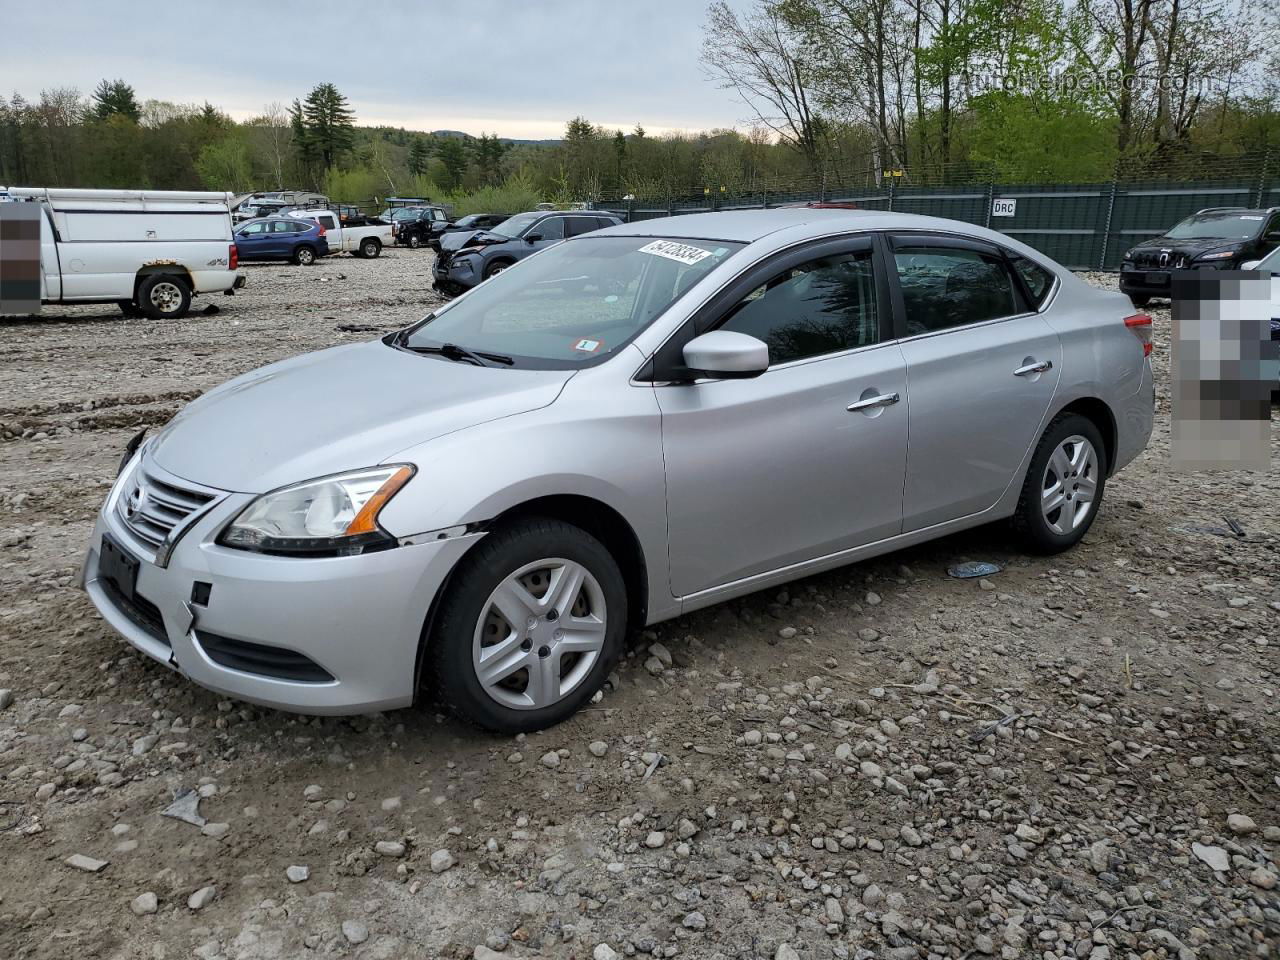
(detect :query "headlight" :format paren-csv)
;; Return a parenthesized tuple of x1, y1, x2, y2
(219, 465, 414, 556)
(1195, 250, 1235, 261)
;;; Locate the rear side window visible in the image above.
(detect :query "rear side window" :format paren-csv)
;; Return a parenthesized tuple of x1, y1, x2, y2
(1010, 255, 1054, 307)
(318, 215, 337, 230)
(893, 245, 1021, 335)
(717, 250, 879, 365)
(271, 220, 293, 233)
(567, 216, 600, 237)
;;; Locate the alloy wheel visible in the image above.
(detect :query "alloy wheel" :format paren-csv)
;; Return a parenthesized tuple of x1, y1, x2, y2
(472, 558, 607, 710)
(1041, 435, 1098, 536)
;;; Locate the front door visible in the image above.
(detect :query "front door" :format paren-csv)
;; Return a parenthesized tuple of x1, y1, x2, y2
(657, 237, 908, 599)
(886, 234, 1062, 531)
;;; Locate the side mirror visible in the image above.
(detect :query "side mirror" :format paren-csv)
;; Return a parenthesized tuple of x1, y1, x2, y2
(525, 233, 542, 243)
(1240, 260, 1261, 271)
(681, 330, 769, 379)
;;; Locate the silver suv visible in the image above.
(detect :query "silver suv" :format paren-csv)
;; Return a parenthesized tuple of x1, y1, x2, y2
(82, 210, 1154, 732)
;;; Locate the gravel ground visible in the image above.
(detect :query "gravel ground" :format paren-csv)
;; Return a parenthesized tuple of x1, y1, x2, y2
(0, 250, 1276, 960)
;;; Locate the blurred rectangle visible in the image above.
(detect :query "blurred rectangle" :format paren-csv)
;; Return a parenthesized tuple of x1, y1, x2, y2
(1170, 271, 1277, 471)
(0, 202, 41, 314)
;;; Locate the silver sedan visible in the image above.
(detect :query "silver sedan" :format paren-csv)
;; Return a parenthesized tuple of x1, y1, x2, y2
(82, 210, 1154, 731)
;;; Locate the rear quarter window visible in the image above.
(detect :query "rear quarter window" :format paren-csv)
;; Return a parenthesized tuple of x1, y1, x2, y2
(1010, 256, 1055, 307)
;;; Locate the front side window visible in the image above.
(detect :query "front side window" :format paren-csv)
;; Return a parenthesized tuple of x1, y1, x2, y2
(893, 245, 1020, 335)
(240, 221, 266, 235)
(717, 250, 879, 365)
(400, 236, 742, 368)
(530, 217, 565, 241)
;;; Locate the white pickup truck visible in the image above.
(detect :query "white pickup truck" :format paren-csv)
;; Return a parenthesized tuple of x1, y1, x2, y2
(284, 209, 392, 259)
(1, 187, 244, 319)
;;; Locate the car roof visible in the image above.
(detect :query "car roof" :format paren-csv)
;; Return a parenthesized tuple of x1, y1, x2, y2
(593, 208, 1016, 244)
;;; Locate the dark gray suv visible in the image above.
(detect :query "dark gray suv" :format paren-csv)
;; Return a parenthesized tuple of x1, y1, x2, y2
(432, 210, 623, 296)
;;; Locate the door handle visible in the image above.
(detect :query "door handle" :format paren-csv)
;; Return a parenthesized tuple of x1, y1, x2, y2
(846, 392, 900, 412)
(1013, 359, 1052, 377)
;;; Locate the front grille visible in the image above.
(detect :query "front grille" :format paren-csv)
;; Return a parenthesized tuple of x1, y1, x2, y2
(100, 577, 170, 648)
(196, 632, 334, 683)
(116, 468, 215, 551)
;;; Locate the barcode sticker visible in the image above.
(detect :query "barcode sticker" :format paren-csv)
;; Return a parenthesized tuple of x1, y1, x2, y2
(638, 240, 713, 266)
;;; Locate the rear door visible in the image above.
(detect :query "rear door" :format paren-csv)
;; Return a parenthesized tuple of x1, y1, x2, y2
(886, 233, 1062, 531)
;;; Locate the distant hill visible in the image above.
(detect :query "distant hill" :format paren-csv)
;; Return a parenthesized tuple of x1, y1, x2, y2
(430, 129, 562, 147)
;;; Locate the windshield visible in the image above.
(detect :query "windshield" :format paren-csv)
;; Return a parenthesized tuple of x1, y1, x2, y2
(1165, 213, 1264, 241)
(400, 235, 743, 368)
(491, 212, 542, 238)
(455, 215, 479, 227)
(1253, 246, 1280, 273)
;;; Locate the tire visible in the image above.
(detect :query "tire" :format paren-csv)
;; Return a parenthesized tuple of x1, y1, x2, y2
(293, 245, 317, 266)
(1011, 413, 1108, 554)
(136, 275, 191, 320)
(1128, 295, 1151, 308)
(360, 238, 381, 258)
(428, 517, 627, 733)
(484, 259, 512, 280)
(408, 234, 422, 249)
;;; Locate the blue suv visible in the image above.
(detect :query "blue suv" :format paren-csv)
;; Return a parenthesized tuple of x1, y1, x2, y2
(234, 217, 330, 266)
(432, 210, 621, 295)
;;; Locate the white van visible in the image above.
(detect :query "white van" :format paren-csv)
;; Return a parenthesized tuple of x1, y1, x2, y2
(2, 187, 245, 319)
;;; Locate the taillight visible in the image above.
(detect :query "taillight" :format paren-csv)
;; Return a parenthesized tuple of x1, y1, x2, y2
(228, 242, 238, 271)
(316, 225, 326, 237)
(1124, 313, 1152, 356)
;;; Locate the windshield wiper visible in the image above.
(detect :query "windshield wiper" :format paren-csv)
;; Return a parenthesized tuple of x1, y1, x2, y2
(404, 341, 514, 367)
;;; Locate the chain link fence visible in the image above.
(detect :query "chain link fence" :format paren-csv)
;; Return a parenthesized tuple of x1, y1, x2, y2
(591, 154, 1278, 271)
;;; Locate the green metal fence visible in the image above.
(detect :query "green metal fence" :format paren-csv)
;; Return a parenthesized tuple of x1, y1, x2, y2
(592, 174, 1280, 271)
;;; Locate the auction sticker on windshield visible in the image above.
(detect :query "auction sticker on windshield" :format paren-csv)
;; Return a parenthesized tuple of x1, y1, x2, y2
(638, 240, 714, 266)
(572, 338, 603, 353)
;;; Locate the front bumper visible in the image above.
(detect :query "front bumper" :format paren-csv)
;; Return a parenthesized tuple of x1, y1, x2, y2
(81, 455, 479, 715)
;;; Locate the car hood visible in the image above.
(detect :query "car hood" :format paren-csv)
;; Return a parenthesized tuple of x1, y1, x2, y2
(1136, 235, 1245, 254)
(150, 339, 574, 493)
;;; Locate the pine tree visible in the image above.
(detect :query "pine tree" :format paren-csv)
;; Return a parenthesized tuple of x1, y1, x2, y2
(436, 137, 468, 188)
(407, 136, 429, 176)
(91, 79, 140, 122)
(300, 83, 355, 171)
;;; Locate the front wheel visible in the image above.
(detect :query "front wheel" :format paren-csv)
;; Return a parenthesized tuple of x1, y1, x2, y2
(484, 260, 511, 280)
(408, 234, 422, 249)
(360, 238, 382, 258)
(293, 245, 317, 266)
(1011, 413, 1107, 554)
(136, 275, 191, 320)
(428, 517, 627, 733)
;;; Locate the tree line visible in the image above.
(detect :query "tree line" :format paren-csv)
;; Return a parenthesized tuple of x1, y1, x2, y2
(1, 0, 1277, 210)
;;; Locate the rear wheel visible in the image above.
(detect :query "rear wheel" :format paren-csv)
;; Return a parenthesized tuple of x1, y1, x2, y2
(428, 517, 626, 733)
(1011, 413, 1107, 554)
(360, 237, 382, 258)
(1128, 294, 1151, 308)
(136, 275, 191, 320)
(293, 245, 317, 266)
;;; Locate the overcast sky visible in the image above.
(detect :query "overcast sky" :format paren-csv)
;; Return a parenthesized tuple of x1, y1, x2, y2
(2, 0, 757, 139)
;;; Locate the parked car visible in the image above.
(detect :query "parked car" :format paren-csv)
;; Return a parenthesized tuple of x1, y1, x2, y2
(234, 216, 330, 265)
(1120, 206, 1280, 306)
(393, 206, 451, 248)
(427, 213, 512, 251)
(0, 187, 245, 319)
(285, 209, 392, 258)
(433, 210, 622, 295)
(1239, 245, 1280, 392)
(83, 209, 1153, 733)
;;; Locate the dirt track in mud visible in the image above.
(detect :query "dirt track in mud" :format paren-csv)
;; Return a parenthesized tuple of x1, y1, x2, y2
(0, 250, 1276, 960)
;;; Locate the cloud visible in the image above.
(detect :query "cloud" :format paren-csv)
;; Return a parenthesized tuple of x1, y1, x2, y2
(2, 0, 757, 139)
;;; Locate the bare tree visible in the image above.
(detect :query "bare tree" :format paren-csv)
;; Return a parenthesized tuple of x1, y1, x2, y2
(260, 101, 289, 189)
(701, 1, 830, 175)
